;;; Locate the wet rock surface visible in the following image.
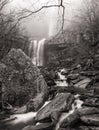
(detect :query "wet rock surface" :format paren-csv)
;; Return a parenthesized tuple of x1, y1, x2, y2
(22, 123, 54, 130)
(35, 93, 74, 122)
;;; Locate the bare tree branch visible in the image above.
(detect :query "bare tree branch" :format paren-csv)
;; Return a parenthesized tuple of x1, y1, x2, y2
(17, 0, 66, 32)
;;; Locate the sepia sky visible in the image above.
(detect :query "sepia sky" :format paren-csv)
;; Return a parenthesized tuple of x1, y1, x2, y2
(9, 0, 83, 40)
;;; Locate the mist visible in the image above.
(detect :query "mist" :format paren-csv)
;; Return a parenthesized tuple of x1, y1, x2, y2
(9, 0, 83, 40)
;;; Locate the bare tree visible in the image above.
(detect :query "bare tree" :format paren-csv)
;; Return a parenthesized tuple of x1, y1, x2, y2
(0, 0, 31, 59)
(76, 0, 99, 44)
(17, 0, 66, 32)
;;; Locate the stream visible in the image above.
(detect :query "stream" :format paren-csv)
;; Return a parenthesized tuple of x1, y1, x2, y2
(0, 69, 84, 130)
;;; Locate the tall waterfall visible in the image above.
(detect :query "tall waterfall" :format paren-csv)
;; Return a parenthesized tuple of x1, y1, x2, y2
(36, 38, 46, 66)
(32, 40, 37, 65)
(32, 38, 46, 66)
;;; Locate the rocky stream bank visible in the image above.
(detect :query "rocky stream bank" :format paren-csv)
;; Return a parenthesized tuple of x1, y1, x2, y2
(0, 49, 99, 130)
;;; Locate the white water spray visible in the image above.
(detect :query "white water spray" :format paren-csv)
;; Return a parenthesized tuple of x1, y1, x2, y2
(32, 40, 37, 65)
(31, 38, 46, 66)
(2, 112, 37, 130)
(36, 38, 46, 66)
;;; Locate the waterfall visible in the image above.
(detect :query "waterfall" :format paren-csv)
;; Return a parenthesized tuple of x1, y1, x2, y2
(32, 40, 38, 65)
(37, 38, 46, 66)
(31, 38, 46, 66)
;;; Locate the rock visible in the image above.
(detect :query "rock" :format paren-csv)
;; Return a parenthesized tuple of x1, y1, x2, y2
(22, 123, 53, 130)
(78, 126, 99, 130)
(94, 87, 99, 95)
(81, 114, 99, 126)
(94, 61, 99, 70)
(58, 128, 75, 130)
(80, 71, 97, 76)
(26, 93, 46, 112)
(0, 48, 48, 106)
(67, 74, 79, 80)
(13, 105, 27, 114)
(40, 68, 56, 86)
(74, 78, 91, 89)
(78, 107, 99, 116)
(35, 93, 74, 122)
(83, 98, 99, 107)
(77, 126, 91, 130)
(51, 111, 61, 124)
(60, 111, 80, 128)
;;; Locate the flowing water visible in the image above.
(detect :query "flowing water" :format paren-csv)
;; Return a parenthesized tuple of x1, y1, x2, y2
(1, 112, 37, 130)
(36, 38, 46, 66)
(31, 38, 46, 66)
(0, 70, 84, 130)
(0, 101, 50, 130)
(55, 94, 84, 130)
(56, 70, 68, 87)
(32, 40, 37, 65)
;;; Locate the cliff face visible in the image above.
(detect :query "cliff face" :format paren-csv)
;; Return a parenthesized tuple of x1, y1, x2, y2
(0, 48, 48, 106)
(44, 43, 72, 67)
(44, 32, 96, 68)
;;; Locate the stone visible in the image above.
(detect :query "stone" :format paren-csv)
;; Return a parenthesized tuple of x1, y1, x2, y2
(13, 105, 27, 114)
(81, 114, 99, 126)
(80, 71, 97, 76)
(67, 74, 79, 80)
(78, 107, 99, 116)
(60, 111, 79, 128)
(0, 48, 48, 106)
(94, 87, 99, 95)
(51, 111, 61, 124)
(74, 78, 91, 89)
(83, 98, 99, 107)
(35, 93, 74, 122)
(26, 93, 46, 112)
(22, 123, 53, 130)
(40, 68, 56, 86)
(77, 126, 91, 130)
(58, 128, 75, 130)
(78, 126, 99, 130)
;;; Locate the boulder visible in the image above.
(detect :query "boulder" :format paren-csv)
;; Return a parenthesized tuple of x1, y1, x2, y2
(77, 126, 92, 130)
(60, 111, 80, 128)
(74, 78, 91, 89)
(58, 128, 75, 130)
(81, 114, 99, 126)
(80, 71, 97, 76)
(51, 110, 61, 124)
(83, 98, 99, 107)
(78, 107, 99, 116)
(26, 93, 46, 112)
(35, 93, 74, 122)
(67, 74, 79, 80)
(78, 126, 99, 130)
(22, 123, 53, 130)
(0, 48, 48, 106)
(40, 68, 56, 86)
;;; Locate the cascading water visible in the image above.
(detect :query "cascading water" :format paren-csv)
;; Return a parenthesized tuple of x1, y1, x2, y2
(32, 40, 37, 65)
(36, 38, 46, 66)
(31, 38, 46, 66)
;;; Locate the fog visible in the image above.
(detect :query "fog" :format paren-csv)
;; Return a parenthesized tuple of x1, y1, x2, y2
(9, 0, 83, 40)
